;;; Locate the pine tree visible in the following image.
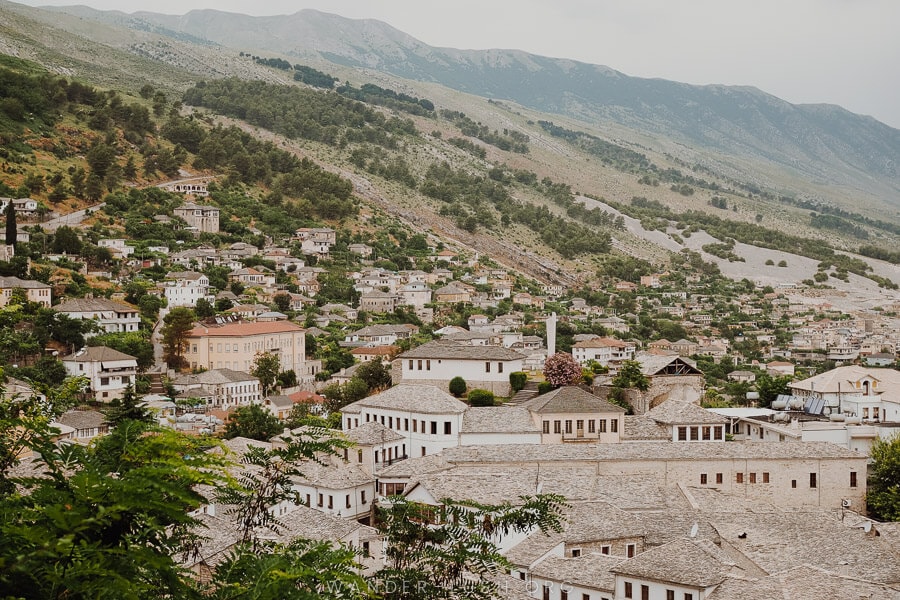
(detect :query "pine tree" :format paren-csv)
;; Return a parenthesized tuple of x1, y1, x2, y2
(3, 200, 16, 248)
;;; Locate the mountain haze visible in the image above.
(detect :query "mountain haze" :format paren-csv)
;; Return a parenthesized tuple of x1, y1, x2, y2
(43, 6, 900, 210)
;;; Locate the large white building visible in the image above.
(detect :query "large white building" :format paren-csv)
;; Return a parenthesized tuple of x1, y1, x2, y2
(159, 271, 214, 308)
(171, 368, 261, 409)
(395, 340, 526, 396)
(173, 202, 219, 233)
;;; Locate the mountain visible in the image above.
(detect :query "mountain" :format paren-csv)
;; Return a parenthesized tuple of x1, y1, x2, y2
(40, 6, 900, 211)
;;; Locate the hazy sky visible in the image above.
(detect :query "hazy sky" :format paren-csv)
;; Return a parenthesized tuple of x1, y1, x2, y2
(19, 0, 900, 128)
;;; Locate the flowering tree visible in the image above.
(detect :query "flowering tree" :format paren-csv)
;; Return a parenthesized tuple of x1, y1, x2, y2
(543, 352, 582, 387)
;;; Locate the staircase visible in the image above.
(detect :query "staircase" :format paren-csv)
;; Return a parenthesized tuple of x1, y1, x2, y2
(147, 371, 166, 395)
(508, 381, 539, 405)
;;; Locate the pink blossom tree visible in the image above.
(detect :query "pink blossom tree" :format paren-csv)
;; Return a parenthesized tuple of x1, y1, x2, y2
(543, 352, 582, 387)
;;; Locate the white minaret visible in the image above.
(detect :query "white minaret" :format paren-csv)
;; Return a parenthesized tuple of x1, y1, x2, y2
(547, 312, 557, 358)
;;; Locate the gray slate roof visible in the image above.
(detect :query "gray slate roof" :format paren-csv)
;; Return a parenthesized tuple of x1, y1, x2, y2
(461, 406, 540, 434)
(519, 386, 626, 415)
(341, 384, 468, 415)
(342, 421, 405, 445)
(56, 409, 106, 430)
(399, 339, 526, 361)
(173, 368, 259, 386)
(62, 346, 137, 363)
(646, 400, 730, 425)
(530, 553, 621, 591)
(709, 565, 900, 600)
(611, 537, 736, 587)
(54, 297, 135, 312)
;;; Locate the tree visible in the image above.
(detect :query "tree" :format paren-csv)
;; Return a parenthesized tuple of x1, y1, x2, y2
(354, 358, 393, 392)
(509, 371, 528, 393)
(51, 225, 82, 255)
(251, 351, 281, 398)
(374, 494, 567, 600)
(3, 200, 16, 248)
(195, 297, 216, 318)
(611, 359, 650, 391)
(448, 376, 467, 397)
(321, 377, 369, 414)
(467, 389, 495, 406)
(755, 373, 792, 408)
(272, 292, 292, 313)
(868, 435, 900, 521)
(161, 307, 195, 369)
(224, 404, 282, 441)
(543, 352, 582, 387)
(103, 383, 153, 426)
(88, 331, 155, 372)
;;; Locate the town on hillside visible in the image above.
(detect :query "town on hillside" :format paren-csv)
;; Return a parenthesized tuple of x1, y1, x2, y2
(2, 59, 900, 600)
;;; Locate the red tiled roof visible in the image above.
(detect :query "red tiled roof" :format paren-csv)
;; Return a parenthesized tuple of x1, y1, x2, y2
(187, 320, 303, 338)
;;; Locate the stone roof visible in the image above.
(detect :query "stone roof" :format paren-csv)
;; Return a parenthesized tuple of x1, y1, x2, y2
(173, 368, 259, 386)
(54, 297, 135, 312)
(518, 386, 626, 415)
(342, 421, 404, 445)
(0, 276, 51, 289)
(645, 400, 730, 425)
(438, 441, 864, 464)
(790, 364, 900, 393)
(378, 452, 451, 480)
(623, 415, 670, 440)
(341, 384, 468, 415)
(636, 353, 701, 376)
(258, 503, 361, 544)
(62, 346, 137, 363)
(292, 460, 373, 489)
(56, 409, 106, 430)
(350, 324, 417, 337)
(461, 406, 540, 434)
(265, 394, 293, 408)
(399, 340, 526, 361)
(708, 511, 900, 583)
(611, 538, 736, 587)
(709, 565, 900, 600)
(531, 553, 621, 591)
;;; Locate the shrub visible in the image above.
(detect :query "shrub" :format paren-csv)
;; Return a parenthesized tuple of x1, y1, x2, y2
(467, 389, 495, 407)
(448, 376, 467, 397)
(509, 371, 528, 393)
(537, 381, 554, 395)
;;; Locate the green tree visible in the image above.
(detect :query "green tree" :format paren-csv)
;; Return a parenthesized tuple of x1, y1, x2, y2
(354, 358, 393, 392)
(868, 435, 900, 521)
(103, 383, 153, 426)
(88, 331, 155, 372)
(3, 200, 16, 248)
(374, 494, 567, 600)
(161, 307, 195, 369)
(223, 404, 282, 441)
(448, 376, 467, 397)
(195, 297, 216, 318)
(251, 351, 281, 398)
(755, 373, 792, 408)
(272, 292, 292, 313)
(611, 359, 650, 391)
(51, 225, 82, 254)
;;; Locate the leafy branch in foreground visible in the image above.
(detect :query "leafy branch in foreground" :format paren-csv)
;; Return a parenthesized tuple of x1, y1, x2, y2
(374, 494, 568, 600)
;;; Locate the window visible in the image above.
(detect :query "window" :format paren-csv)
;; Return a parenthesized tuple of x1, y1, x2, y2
(100, 377, 110, 386)
(543, 421, 550, 434)
(810, 473, 817, 488)
(358, 450, 363, 463)
(599, 419, 607, 433)
(700, 473, 708, 485)
(565, 420, 573, 434)
(576, 419, 584, 432)
(626, 543, 636, 558)
(667, 591, 675, 600)
(361, 490, 367, 504)
(749, 472, 757, 484)
(716, 473, 723, 484)
(408, 360, 413, 370)
(600, 545, 610, 555)
(734, 423, 742, 434)
(431, 421, 437, 435)
(328, 495, 333, 509)
(690, 427, 699, 441)
(684, 594, 693, 600)
(554, 420, 562, 434)
(763, 472, 770, 483)
(702, 426, 711, 441)
(624, 582, 633, 599)
(571, 548, 581, 557)
(561, 591, 568, 600)
(389, 417, 393, 428)
(317, 494, 323, 507)
(543, 585, 550, 600)
(426, 360, 431, 370)
(417, 360, 422, 371)
(444, 421, 452, 435)
(588, 420, 596, 433)
(498, 362, 503, 373)
(851, 472, 858, 488)
(611, 419, 618, 433)
(485, 362, 491, 373)
(413, 420, 418, 432)
(583, 595, 590, 600)
(640, 586, 649, 600)
(792, 479, 797, 489)
(346, 494, 351, 509)
(404, 418, 409, 431)
(678, 426, 688, 441)
(736, 473, 744, 484)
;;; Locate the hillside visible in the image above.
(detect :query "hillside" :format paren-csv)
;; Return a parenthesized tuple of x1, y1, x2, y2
(39, 5, 900, 216)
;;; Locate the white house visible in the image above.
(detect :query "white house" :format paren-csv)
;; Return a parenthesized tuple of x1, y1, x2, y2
(395, 340, 526, 396)
(98, 238, 135, 258)
(341, 384, 468, 459)
(53, 298, 141, 336)
(294, 228, 336, 255)
(171, 368, 262, 409)
(160, 271, 214, 308)
(62, 346, 138, 402)
(572, 337, 636, 367)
